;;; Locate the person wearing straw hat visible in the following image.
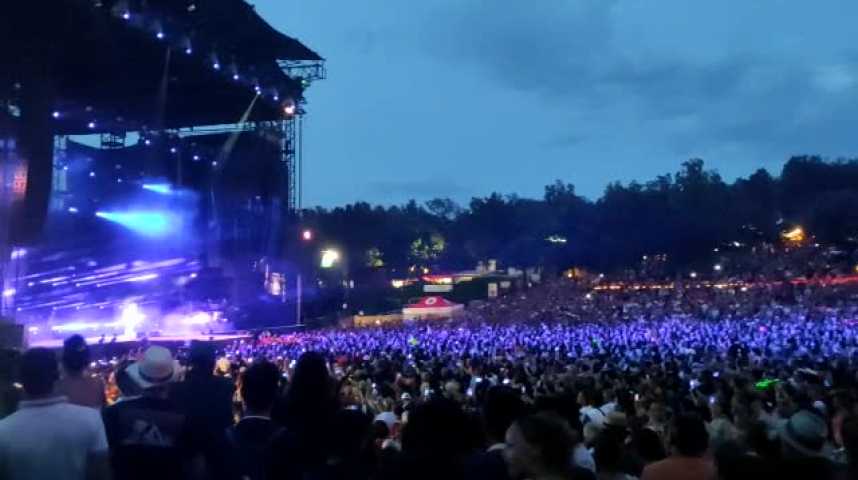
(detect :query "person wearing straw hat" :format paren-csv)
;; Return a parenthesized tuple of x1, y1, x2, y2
(102, 346, 194, 480)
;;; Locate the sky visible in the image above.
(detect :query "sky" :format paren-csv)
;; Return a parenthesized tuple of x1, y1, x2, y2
(252, 0, 858, 208)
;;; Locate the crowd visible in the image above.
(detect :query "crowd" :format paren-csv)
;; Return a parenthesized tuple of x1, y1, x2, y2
(1, 278, 858, 480)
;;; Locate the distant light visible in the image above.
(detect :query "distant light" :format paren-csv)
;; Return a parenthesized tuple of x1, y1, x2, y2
(144, 139, 151, 146)
(192, 155, 200, 161)
(302, 229, 313, 241)
(714, 264, 722, 271)
(89, 171, 96, 178)
(254, 85, 262, 93)
(170, 147, 177, 153)
(156, 32, 165, 40)
(690, 271, 698, 279)
(213, 62, 221, 70)
(232, 73, 240, 81)
(63, 165, 69, 171)
(122, 11, 131, 20)
(211, 161, 218, 167)
(321, 249, 341, 268)
(116, 178, 123, 183)
(273, 95, 279, 101)
(52, 111, 60, 119)
(67, 206, 79, 213)
(142, 183, 173, 195)
(185, 47, 193, 55)
(87, 121, 96, 129)
(189, 272, 198, 279)
(283, 104, 296, 116)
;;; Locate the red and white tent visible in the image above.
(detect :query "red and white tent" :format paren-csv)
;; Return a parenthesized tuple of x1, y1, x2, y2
(402, 296, 464, 320)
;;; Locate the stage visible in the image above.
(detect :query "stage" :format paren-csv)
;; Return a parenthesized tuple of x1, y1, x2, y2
(29, 332, 251, 349)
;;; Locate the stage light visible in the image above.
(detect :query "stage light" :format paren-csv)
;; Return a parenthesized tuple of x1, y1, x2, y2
(68, 206, 79, 213)
(321, 249, 341, 268)
(156, 32, 165, 40)
(52, 111, 60, 119)
(63, 165, 69, 171)
(2, 288, 15, 298)
(283, 104, 296, 116)
(302, 229, 313, 241)
(254, 85, 262, 93)
(273, 95, 279, 101)
(117, 303, 145, 338)
(144, 139, 151, 146)
(213, 62, 221, 70)
(192, 154, 200, 161)
(185, 47, 193, 55)
(122, 11, 131, 20)
(95, 211, 179, 237)
(88, 121, 96, 129)
(232, 73, 240, 81)
(211, 161, 218, 167)
(690, 271, 698, 279)
(142, 183, 173, 195)
(714, 264, 722, 271)
(89, 171, 96, 178)
(116, 178, 123, 183)
(170, 147, 177, 153)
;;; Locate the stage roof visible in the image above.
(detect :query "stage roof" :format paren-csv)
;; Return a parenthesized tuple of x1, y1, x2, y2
(0, 0, 323, 134)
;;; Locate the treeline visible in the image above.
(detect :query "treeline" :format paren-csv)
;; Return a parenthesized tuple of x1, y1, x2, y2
(297, 156, 858, 275)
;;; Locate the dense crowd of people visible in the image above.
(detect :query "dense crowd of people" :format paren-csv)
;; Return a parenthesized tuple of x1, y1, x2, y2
(2, 277, 858, 480)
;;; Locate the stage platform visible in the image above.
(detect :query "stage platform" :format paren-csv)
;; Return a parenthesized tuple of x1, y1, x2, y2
(30, 332, 251, 349)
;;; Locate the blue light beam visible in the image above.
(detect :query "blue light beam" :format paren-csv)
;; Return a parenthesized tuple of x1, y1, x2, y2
(95, 211, 180, 237)
(142, 183, 173, 195)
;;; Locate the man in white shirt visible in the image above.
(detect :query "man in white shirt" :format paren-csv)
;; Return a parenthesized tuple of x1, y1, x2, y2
(0, 348, 110, 480)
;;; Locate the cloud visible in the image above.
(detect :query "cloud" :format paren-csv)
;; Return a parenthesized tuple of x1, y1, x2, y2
(422, 0, 858, 158)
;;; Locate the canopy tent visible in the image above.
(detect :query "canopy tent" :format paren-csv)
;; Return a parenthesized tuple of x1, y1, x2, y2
(402, 296, 464, 321)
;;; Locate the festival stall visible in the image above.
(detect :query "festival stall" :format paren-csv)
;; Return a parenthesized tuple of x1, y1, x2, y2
(402, 296, 464, 321)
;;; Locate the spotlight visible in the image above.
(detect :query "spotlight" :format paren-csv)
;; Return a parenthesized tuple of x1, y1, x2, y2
(273, 95, 279, 101)
(117, 178, 123, 183)
(170, 147, 177, 153)
(213, 62, 221, 70)
(192, 154, 200, 161)
(88, 121, 96, 129)
(52, 111, 60, 119)
(144, 139, 151, 146)
(89, 171, 96, 178)
(68, 207, 79, 213)
(283, 104, 296, 116)
(232, 73, 240, 81)
(211, 161, 218, 167)
(302, 229, 313, 241)
(122, 11, 131, 20)
(185, 47, 193, 55)
(156, 32, 165, 40)
(254, 85, 262, 93)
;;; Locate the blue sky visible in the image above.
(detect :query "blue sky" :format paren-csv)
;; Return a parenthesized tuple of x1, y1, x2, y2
(253, 0, 858, 207)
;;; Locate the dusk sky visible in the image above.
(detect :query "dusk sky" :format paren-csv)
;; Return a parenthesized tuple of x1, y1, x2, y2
(254, 1, 858, 208)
